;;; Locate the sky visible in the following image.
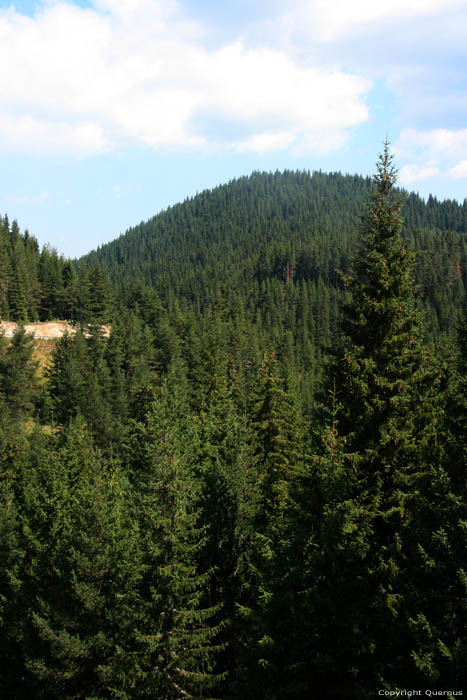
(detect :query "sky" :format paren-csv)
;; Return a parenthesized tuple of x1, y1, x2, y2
(0, 0, 466, 257)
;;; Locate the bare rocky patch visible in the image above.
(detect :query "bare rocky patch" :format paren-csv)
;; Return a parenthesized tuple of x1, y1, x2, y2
(0, 321, 110, 339)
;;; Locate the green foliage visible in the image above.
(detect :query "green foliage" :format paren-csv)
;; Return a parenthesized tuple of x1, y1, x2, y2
(251, 351, 303, 518)
(46, 313, 158, 450)
(294, 145, 454, 696)
(0, 326, 39, 421)
(234, 352, 307, 700)
(0, 215, 117, 324)
(2, 161, 467, 697)
(106, 371, 225, 699)
(84, 170, 467, 350)
(0, 421, 140, 699)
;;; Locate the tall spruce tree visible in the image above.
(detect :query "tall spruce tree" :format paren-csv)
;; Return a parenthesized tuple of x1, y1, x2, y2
(412, 300, 467, 685)
(250, 351, 302, 522)
(0, 326, 39, 422)
(0, 420, 141, 700)
(297, 144, 444, 696)
(107, 364, 225, 699)
(236, 352, 305, 699)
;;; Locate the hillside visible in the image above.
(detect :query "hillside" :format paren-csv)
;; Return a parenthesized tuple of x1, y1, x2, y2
(3, 157, 467, 696)
(83, 171, 467, 286)
(83, 169, 467, 342)
(4, 168, 466, 411)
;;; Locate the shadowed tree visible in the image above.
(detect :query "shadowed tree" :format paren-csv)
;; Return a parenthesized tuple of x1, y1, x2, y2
(292, 144, 445, 697)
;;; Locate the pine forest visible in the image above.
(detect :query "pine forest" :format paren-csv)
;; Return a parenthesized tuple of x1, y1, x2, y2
(1, 146, 467, 698)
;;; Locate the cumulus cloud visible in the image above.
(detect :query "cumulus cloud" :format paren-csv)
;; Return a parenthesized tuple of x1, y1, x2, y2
(267, 0, 467, 142)
(0, 0, 370, 157)
(399, 163, 440, 185)
(236, 131, 296, 154)
(447, 160, 467, 180)
(395, 128, 467, 184)
(0, 111, 111, 156)
(395, 127, 467, 160)
(281, 0, 463, 42)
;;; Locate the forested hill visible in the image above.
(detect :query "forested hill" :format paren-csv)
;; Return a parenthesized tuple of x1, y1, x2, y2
(82, 170, 467, 339)
(4, 156, 467, 697)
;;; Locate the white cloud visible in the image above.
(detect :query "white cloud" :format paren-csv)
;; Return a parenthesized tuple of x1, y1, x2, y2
(399, 163, 439, 184)
(0, 0, 370, 156)
(395, 128, 467, 160)
(7, 191, 49, 205)
(447, 160, 467, 180)
(283, 0, 463, 42)
(236, 131, 296, 154)
(0, 111, 111, 155)
(395, 128, 467, 185)
(204, 43, 369, 130)
(266, 0, 467, 144)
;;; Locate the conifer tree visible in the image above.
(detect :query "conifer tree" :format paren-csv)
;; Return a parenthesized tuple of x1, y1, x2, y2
(187, 324, 256, 696)
(0, 217, 11, 319)
(251, 351, 302, 521)
(8, 259, 28, 322)
(107, 364, 224, 698)
(0, 421, 141, 700)
(0, 418, 35, 699)
(38, 245, 64, 321)
(88, 263, 114, 324)
(297, 144, 444, 696)
(0, 326, 39, 421)
(61, 260, 79, 320)
(236, 351, 305, 699)
(411, 300, 467, 685)
(75, 261, 93, 323)
(109, 312, 158, 423)
(46, 330, 87, 424)
(22, 232, 41, 321)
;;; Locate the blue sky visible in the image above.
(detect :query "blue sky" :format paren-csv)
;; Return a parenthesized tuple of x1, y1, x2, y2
(1, 0, 466, 257)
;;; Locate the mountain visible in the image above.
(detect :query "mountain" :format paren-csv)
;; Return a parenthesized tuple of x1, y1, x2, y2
(3, 163, 467, 697)
(83, 169, 467, 343)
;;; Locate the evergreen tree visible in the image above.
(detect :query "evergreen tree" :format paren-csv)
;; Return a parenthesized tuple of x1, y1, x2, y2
(237, 351, 305, 699)
(0, 418, 35, 699)
(88, 263, 114, 324)
(186, 325, 257, 697)
(297, 144, 444, 696)
(8, 259, 28, 322)
(250, 351, 302, 522)
(0, 217, 11, 319)
(46, 330, 87, 424)
(61, 260, 79, 320)
(0, 421, 141, 700)
(107, 366, 224, 698)
(411, 301, 467, 685)
(37, 245, 63, 321)
(0, 326, 39, 421)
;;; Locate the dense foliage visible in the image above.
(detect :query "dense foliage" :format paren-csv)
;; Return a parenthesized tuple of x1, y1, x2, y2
(85, 169, 467, 342)
(0, 214, 114, 324)
(1, 156, 467, 698)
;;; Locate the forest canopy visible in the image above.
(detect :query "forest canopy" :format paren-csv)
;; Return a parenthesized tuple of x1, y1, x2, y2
(1, 152, 467, 698)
